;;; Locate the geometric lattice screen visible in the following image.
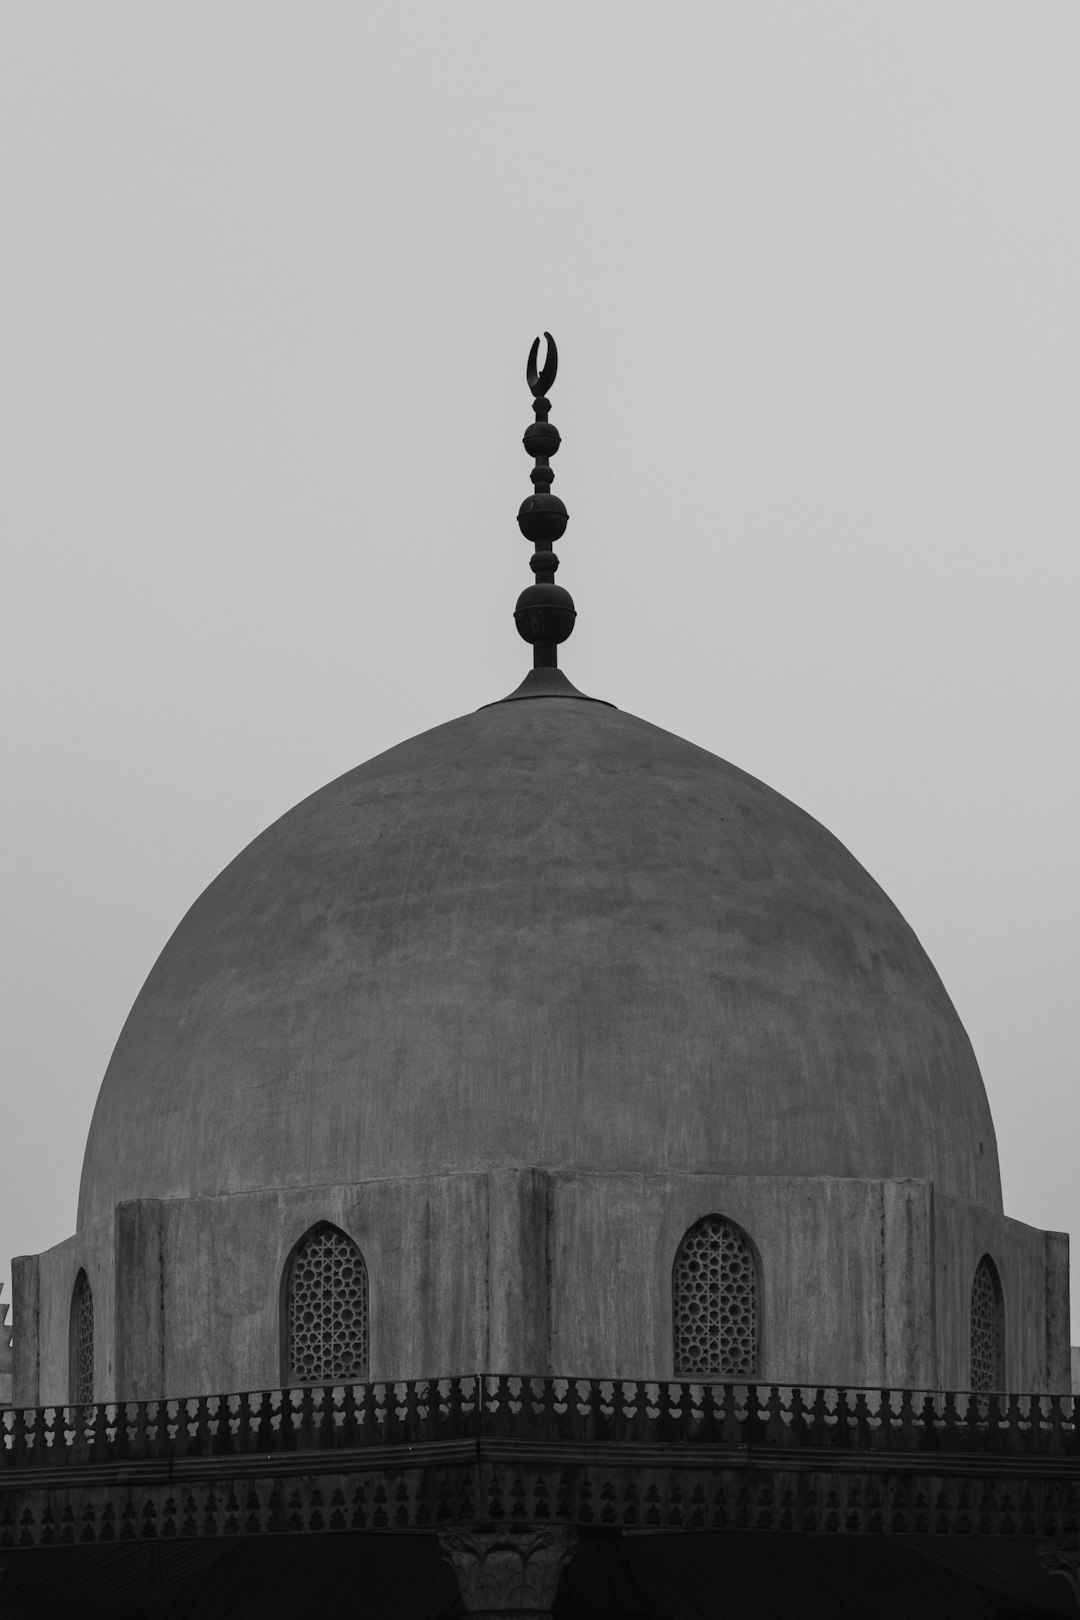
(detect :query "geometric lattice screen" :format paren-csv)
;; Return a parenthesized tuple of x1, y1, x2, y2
(286, 1224, 369, 1384)
(70, 1270, 94, 1405)
(969, 1254, 1004, 1393)
(673, 1214, 757, 1377)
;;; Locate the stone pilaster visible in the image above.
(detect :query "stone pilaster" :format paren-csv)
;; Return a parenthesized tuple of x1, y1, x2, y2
(438, 1527, 577, 1617)
(10, 1253, 40, 1407)
(486, 1168, 550, 1373)
(114, 1200, 165, 1401)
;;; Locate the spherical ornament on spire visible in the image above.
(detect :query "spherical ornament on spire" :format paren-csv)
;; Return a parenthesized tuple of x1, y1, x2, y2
(516, 494, 568, 546)
(522, 421, 561, 460)
(514, 583, 576, 646)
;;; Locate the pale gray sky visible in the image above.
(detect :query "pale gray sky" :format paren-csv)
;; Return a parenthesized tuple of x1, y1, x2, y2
(3, 4, 1079, 1332)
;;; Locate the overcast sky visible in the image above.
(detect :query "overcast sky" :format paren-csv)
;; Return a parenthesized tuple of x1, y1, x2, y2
(3, 4, 1079, 1338)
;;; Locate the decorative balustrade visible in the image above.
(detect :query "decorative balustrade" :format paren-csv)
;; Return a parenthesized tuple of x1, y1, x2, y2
(1, 1377, 1077, 1471)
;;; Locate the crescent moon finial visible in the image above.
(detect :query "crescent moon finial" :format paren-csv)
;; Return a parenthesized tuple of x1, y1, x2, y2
(526, 331, 558, 398)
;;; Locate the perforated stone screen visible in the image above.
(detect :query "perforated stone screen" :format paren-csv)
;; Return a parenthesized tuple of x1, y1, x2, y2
(287, 1224, 368, 1384)
(71, 1272, 94, 1404)
(673, 1215, 757, 1377)
(970, 1256, 1003, 1392)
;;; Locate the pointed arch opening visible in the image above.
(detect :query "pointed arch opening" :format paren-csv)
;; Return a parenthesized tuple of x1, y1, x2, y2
(673, 1214, 759, 1378)
(282, 1222, 369, 1385)
(970, 1253, 1004, 1392)
(69, 1268, 94, 1405)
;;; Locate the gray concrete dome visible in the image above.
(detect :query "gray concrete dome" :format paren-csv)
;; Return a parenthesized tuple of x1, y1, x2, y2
(78, 693, 1002, 1228)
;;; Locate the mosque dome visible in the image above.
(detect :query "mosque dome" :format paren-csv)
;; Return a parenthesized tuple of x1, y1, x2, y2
(78, 683, 1002, 1229)
(20, 332, 1059, 1416)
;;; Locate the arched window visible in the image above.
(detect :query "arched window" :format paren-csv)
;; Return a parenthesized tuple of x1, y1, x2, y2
(284, 1223, 369, 1385)
(673, 1214, 758, 1377)
(69, 1269, 94, 1405)
(970, 1254, 1004, 1392)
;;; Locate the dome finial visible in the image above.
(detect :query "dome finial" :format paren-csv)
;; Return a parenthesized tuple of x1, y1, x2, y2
(514, 332, 576, 668)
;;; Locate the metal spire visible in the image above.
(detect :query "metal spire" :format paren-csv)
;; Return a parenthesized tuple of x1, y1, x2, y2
(513, 332, 576, 668)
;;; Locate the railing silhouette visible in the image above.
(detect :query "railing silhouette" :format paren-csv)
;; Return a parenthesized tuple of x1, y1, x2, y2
(2, 1376, 1078, 1471)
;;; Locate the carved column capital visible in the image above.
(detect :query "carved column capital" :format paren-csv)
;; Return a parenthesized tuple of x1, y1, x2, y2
(438, 1527, 578, 1616)
(1039, 1539, 1080, 1606)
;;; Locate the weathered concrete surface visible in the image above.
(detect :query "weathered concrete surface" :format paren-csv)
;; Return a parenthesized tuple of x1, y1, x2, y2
(78, 697, 1001, 1227)
(18, 1170, 1066, 1402)
(0, 1282, 14, 1406)
(548, 1172, 1066, 1389)
(13, 1210, 114, 1406)
(932, 1191, 1070, 1392)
